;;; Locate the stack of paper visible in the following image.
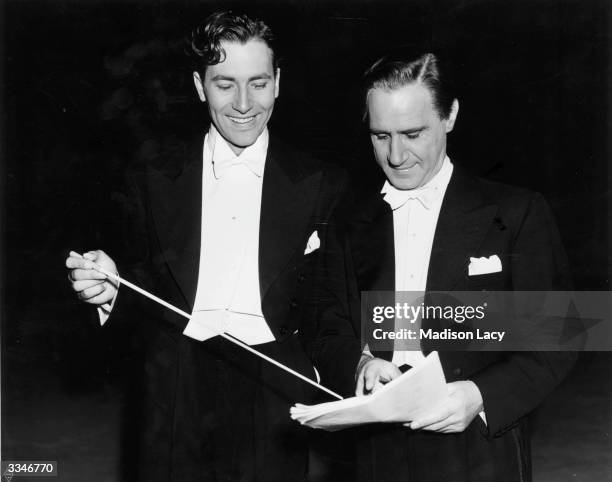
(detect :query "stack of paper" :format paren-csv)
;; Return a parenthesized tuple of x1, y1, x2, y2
(290, 351, 447, 431)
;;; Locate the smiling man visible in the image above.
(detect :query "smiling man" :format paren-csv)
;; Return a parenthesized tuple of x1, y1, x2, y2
(192, 38, 279, 153)
(367, 80, 457, 191)
(312, 51, 577, 481)
(65, 10, 350, 482)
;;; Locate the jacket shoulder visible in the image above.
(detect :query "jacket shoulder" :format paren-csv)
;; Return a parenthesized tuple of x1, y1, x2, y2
(268, 136, 348, 182)
(473, 175, 542, 206)
(452, 165, 549, 217)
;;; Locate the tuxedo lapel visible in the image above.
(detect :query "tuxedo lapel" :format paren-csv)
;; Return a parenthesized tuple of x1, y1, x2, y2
(149, 136, 203, 310)
(427, 168, 498, 292)
(259, 138, 321, 298)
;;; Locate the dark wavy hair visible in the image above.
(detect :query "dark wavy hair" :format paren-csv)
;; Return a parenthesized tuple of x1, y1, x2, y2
(363, 51, 455, 121)
(189, 10, 277, 76)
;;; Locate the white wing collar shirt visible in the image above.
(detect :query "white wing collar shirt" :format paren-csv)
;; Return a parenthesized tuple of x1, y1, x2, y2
(183, 125, 276, 345)
(382, 156, 453, 368)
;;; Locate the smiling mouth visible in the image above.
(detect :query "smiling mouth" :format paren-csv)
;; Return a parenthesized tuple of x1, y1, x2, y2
(228, 115, 258, 125)
(393, 163, 418, 171)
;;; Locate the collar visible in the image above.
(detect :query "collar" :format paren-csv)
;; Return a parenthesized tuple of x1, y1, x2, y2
(206, 125, 268, 179)
(381, 156, 454, 210)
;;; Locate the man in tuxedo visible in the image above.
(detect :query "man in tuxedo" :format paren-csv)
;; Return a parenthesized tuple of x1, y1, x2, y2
(65, 10, 348, 481)
(312, 51, 577, 481)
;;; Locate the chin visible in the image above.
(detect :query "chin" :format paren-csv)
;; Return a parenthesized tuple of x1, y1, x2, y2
(389, 177, 421, 191)
(221, 132, 256, 150)
(231, 129, 262, 146)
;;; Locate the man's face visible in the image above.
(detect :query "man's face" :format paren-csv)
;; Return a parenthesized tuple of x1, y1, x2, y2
(367, 83, 458, 190)
(193, 39, 279, 155)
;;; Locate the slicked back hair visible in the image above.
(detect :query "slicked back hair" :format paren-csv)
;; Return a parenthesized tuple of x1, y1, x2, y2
(363, 52, 455, 121)
(189, 10, 278, 76)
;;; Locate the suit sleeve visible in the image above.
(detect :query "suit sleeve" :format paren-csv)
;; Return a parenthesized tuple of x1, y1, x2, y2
(470, 192, 578, 438)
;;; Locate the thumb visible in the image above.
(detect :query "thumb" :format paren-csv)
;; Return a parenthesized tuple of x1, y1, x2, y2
(83, 251, 98, 261)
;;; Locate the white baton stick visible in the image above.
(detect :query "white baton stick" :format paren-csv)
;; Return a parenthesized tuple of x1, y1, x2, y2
(71, 251, 343, 400)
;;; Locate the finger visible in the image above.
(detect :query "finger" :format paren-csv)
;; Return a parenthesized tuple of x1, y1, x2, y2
(355, 370, 366, 396)
(70, 268, 107, 281)
(84, 250, 108, 263)
(438, 425, 463, 434)
(85, 250, 109, 263)
(66, 256, 97, 270)
(370, 380, 385, 394)
(377, 369, 391, 384)
(410, 406, 453, 430)
(79, 283, 107, 300)
(364, 367, 380, 392)
(72, 279, 105, 292)
(388, 365, 402, 380)
(417, 414, 455, 432)
(419, 422, 448, 432)
(85, 290, 114, 305)
(379, 366, 400, 384)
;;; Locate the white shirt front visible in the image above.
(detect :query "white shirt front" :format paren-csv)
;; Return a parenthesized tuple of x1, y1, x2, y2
(381, 156, 453, 368)
(182, 126, 275, 345)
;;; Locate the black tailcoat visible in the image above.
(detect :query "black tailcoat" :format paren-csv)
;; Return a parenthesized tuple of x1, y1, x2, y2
(312, 166, 577, 482)
(109, 134, 348, 481)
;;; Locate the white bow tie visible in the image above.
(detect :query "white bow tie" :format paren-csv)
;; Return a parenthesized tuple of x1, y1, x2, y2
(382, 183, 441, 210)
(213, 155, 264, 179)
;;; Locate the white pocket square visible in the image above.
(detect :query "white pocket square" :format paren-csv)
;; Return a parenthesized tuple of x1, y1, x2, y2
(468, 255, 502, 276)
(304, 230, 320, 255)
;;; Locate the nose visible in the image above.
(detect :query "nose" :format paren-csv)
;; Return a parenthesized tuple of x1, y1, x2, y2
(232, 86, 252, 114)
(388, 137, 404, 167)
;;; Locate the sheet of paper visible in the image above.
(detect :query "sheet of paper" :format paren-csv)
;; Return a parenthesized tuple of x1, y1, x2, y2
(290, 351, 447, 431)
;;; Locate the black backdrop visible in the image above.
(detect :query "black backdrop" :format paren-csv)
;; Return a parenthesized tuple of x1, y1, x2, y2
(2, 0, 610, 478)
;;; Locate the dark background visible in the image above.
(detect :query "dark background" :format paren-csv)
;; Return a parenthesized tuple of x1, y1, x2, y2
(2, 0, 611, 480)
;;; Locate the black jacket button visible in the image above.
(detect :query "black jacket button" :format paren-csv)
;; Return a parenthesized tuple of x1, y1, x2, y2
(289, 299, 299, 309)
(298, 273, 306, 283)
(453, 367, 462, 376)
(279, 326, 288, 336)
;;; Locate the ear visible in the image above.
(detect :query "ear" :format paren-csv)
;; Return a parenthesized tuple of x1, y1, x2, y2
(193, 71, 206, 102)
(274, 68, 281, 99)
(445, 99, 459, 133)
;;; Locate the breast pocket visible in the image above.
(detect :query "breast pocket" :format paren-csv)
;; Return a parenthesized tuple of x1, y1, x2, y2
(468, 271, 509, 291)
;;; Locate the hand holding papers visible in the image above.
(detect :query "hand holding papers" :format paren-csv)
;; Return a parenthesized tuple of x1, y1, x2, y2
(290, 351, 447, 431)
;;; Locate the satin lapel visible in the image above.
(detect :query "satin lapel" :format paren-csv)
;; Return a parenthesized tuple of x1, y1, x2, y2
(259, 140, 321, 297)
(149, 138, 203, 310)
(426, 169, 498, 292)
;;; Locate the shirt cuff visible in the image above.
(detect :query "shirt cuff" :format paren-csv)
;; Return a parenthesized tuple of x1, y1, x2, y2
(97, 289, 118, 326)
(479, 411, 487, 425)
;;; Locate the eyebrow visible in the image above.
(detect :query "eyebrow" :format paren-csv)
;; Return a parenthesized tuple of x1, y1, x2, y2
(369, 126, 428, 135)
(211, 73, 273, 82)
